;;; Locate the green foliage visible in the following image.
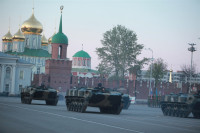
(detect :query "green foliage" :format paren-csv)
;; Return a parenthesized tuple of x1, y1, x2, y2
(147, 58, 167, 91)
(96, 62, 112, 78)
(96, 25, 147, 80)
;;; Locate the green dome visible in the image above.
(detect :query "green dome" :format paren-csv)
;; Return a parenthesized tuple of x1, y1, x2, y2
(52, 32, 68, 44)
(51, 13, 68, 44)
(73, 50, 91, 58)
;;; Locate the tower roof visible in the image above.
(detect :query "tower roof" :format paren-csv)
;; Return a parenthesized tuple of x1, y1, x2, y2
(41, 34, 48, 46)
(13, 26, 25, 41)
(48, 32, 56, 44)
(52, 9, 68, 44)
(73, 50, 91, 58)
(2, 29, 12, 42)
(21, 9, 43, 34)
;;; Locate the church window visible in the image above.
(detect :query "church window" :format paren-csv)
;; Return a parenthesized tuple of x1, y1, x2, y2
(83, 59, 86, 66)
(87, 60, 90, 67)
(26, 38, 29, 47)
(78, 59, 81, 66)
(5, 84, 9, 92)
(20, 70, 24, 79)
(37, 67, 40, 74)
(14, 44, 17, 51)
(6, 67, 11, 79)
(4, 45, 7, 51)
(75, 59, 77, 65)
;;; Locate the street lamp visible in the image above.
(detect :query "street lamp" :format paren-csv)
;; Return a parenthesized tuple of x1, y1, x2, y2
(188, 43, 196, 93)
(145, 48, 153, 96)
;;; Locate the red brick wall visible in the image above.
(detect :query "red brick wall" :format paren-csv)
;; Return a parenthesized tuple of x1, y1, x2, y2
(45, 59, 72, 92)
(51, 43, 68, 59)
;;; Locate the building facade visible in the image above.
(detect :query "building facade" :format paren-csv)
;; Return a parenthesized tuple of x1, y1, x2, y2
(72, 50, 99, 78)
(0, 52, 33, 95)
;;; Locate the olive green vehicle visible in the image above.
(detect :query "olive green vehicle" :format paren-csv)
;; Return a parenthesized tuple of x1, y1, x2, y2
(21, 86, 58, 105)
(65, 86, 123, 114)
(160, 92, 200, 118)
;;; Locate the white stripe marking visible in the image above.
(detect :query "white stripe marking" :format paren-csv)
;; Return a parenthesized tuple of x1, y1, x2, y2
(0, 103, 144, 133)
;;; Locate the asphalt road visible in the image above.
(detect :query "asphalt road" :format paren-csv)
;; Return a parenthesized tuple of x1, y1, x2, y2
(0, 97, 199, 133)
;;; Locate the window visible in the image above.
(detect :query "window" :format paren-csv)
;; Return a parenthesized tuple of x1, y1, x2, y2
(20, 70, 24, 79)
(87, 60, 90, 67)
(83, 59, 86, 66)
(26, 38, 29, 47)
(58, 46, 62, 59)
(6, 67, 11, 79)
(37, 67, 40, 74)
(4, 45, 7, 51)
(5, 84, 9, 92)
(78, 59, 81, 66)
(14, 44, 17, 50)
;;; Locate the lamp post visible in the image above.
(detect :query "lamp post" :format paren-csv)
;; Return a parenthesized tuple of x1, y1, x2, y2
(145, 48, 153, 96)
(188, 43, 196, 93)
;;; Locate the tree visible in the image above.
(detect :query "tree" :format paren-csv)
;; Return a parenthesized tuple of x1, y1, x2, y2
(181, 64, 197, 93)
(96, 62, 112, 78)
(96, 25, 147, 81)
(181, 64, 197, 78)
(147, 58, 167, 95)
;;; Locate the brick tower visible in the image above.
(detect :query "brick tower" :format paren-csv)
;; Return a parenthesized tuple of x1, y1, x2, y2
(45, 6, 72, 92)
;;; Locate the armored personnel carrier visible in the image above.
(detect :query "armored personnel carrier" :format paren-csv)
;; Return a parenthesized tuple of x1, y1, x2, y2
(65, 84, 123, 114)
(122, 94, 131, 109)
(21, 85, 58, 106)
(160, 92, 200, 118)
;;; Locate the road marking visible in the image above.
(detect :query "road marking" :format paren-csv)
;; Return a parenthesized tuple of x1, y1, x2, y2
(0, 103, 144, 133)
(93, 115, 199, 133)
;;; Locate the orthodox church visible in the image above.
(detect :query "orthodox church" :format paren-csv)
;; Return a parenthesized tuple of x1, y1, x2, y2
(2, 7, 99, 79)
(2, 8, 53, 75)
(1, 5, 100, 94)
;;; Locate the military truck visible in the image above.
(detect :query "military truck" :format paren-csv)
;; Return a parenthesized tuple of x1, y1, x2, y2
(21, 85, 58, 106)
(65, 84, 123, 114)
(160, 92, 200, 118)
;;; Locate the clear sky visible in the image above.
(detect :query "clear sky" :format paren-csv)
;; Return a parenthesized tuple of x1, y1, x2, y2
(0, 0, 200, 72)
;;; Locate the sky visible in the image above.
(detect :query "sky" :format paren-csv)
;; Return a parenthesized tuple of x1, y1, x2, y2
(0, 0, 200, 72)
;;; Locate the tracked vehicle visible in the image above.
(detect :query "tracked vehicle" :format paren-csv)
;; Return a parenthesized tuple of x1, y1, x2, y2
(160, 92, 200, 118)
(21, 86, 58, 105)
(65, 86, 123, 114)
(122, 94, 131, 109)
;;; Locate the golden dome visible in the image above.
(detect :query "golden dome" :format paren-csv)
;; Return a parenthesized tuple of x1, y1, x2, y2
(2, 29, 12, 42)
(21, 10, 43, 34)
(41, 34, 48, 46)
(48, 32, 56, 44)
(13, 28, 25, 41)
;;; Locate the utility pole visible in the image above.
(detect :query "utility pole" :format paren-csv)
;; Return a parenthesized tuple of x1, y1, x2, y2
(188, 43, 196, 93)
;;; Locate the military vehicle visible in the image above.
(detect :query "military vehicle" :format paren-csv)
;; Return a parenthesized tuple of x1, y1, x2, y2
(65, 84, 123, 114)
(21, 85, 58, 105)
(160, 92, 200, 118)
(122, 94, 131, 109)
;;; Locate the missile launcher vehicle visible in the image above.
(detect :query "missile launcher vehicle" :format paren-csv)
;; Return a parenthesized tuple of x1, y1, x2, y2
(21, 85, 58, 106)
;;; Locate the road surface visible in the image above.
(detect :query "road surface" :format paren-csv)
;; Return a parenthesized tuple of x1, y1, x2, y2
(0, 97, 199, 133)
